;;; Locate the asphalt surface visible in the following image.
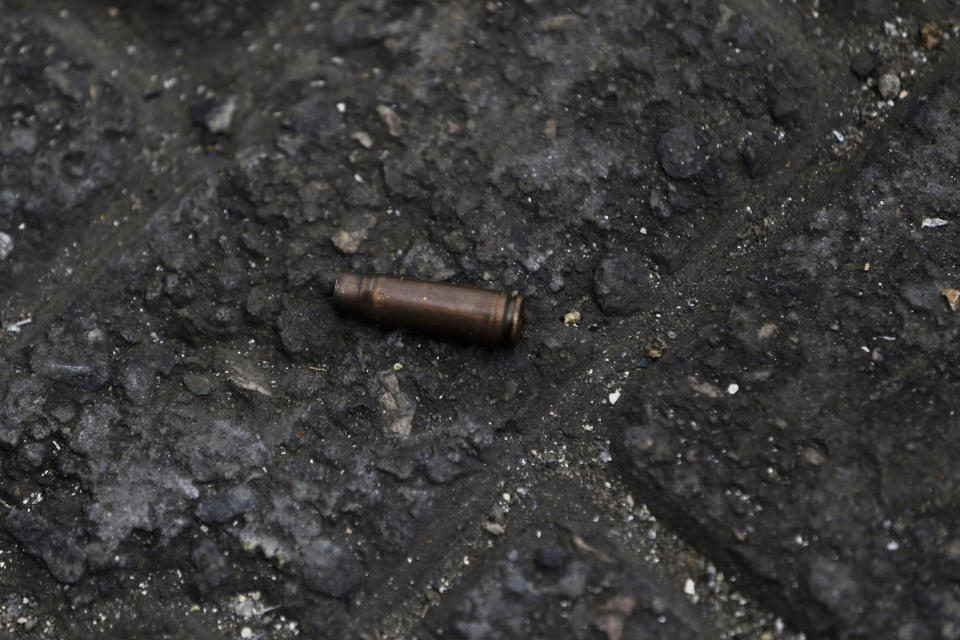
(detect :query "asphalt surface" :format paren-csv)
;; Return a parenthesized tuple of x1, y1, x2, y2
(1, 1, 959, 639)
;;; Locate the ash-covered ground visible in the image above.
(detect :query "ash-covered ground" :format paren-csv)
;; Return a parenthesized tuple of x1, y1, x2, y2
(1, 1, 959, 638)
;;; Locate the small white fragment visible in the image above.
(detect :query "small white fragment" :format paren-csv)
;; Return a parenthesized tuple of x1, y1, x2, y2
(0, 231, 13, 260)
(608, 389, 621, 405)
(351, 131, 373, 148)
(336, 102, 346, 113)
(231, 377, 273, 397)
(886, 541, 900, 551)
(5, 317, 32, 334)
(205, 96, 237, 133)
(240, 628, 253, 639)
(878, 73, 901, 100)
(921, 217, 949, 228)
(377, 104, 402, 136)
(684, 578, 696, 596)
(727, 383, 739, 395)
(832, 129, 845, 142)
(482, 521, 506, 536)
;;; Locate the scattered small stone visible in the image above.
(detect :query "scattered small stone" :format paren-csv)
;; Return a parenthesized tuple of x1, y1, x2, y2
(608, 389, 621, 405)
(351, 131, 373, 148)
(636, 357, 649, 369)
(644, 345, 663, 360)
(300, 538, 361, 598)
(942, 289, 960, 312)
(231, 592, 266, 619)
(803, 447, 826, 465)
(482, 521, 506, 536)
(194, 95, 238, 134)
(377, 104, 402, 136)
(878, 74, 901, 100)
(331, 213, 376, 255)
(689, 376, 723, 399)
(229, 376, 272, 397)
(0, 231, 13, 260)
(657, 127, 704, 179)
(240, 627, 253, 639)
(757, 323, 777, 339)
(183, 374, 212, 396)
(921, 23, 943, 50)
(332, 229, 366, 254)
(921, 217, 949, 228)
(369, 369, 416, 435)
(593, 254, 651, 316)
(563, 310, 581, 324)
(727, 383, 739, 395)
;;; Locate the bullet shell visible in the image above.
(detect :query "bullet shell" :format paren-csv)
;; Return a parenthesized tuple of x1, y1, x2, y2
(333, 273, 523, 346)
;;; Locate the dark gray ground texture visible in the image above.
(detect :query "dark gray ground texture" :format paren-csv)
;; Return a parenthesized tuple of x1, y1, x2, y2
(1, 0, 959, 638)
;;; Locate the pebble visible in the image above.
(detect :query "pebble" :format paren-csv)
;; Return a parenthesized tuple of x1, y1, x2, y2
(331, 229, 367, 254)
(351, 131, 373, 148)
(563, 310, 581, 324)
(0, 231, 13, 260)
(657, 128, 704, 179)
(196, 96, 237, 134)
(240, 627, 253, 639)
(727, 383, 739, 395)
(370, 369, 416, 435)
(878, 74, 901, 100)
(942, 289, 960, 312)
(608, 389, 621, 405)
(377, 104, 402, 136)
(182, 374, 212, 396)
(921, 217, 949, 228)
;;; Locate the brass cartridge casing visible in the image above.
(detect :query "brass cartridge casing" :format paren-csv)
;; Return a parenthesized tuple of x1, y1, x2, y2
(333, 273, 523, 346)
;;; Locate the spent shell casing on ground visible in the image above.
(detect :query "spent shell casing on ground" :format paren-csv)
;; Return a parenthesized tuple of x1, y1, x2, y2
(333, 273, 523, 346)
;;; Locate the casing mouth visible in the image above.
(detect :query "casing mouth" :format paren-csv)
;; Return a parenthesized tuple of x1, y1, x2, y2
(501, 294, 523, 346)
(333, 273, 365, 313)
